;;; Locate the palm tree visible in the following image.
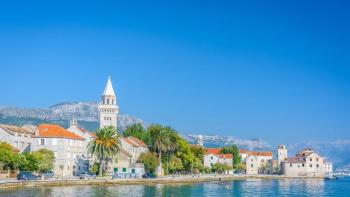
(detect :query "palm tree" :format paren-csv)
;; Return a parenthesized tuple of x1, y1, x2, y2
(148, 125, 178, 176)
(88, 126, 121, 176)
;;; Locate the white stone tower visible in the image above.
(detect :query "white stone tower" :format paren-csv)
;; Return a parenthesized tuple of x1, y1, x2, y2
(98, 76, 119, 129)
(277, 145, 287, 170)
(197, 135, 204, 147)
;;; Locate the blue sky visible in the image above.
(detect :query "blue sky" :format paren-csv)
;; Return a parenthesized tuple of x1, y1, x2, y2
(0, 1, 349, 144)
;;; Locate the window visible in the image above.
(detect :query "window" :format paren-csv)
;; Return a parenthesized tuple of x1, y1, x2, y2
(122, 168, 126, 172)
(52, 139, 57, 146)
(302, 163, 305, 167)
(310, 158, 312, 162)
(310, 164, 312, 168)
(211, 156, 213, 160)
(316, 158, 319, 162)
(131, 169, 135, 173)
(114, 168, 118, 172)
(251, 164, 253, 167)
(290, 163, 292, 167)
(40, 139, 45, 145)
(316, 164, 319, 168)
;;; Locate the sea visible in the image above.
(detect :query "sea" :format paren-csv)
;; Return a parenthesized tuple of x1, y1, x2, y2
(1, 177, 350, 197)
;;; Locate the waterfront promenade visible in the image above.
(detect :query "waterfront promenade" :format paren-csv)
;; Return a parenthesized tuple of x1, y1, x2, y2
(0, 174, 326, 189)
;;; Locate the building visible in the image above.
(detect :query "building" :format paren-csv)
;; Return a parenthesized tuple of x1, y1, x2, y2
(203, 148, 233, 173)
(324, 161, 333, 174)
(197, 135, 203, 147)
(98, 76, 119, 129)
(67, 119, 97, 175)
(0, 124, 36, 152)
(31, 124, 86, 177)
(107, 136, 148, 177)
(277, 145, 287, 171)
(245, 155, 258, 175)
(281, 148, 330, 177)
(240, 149, 273, 175)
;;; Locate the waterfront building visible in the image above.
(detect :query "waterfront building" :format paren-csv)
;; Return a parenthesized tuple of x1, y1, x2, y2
(31, 124, 86, 177)
(281, 148, 329, 177)
(240, 149, 273, 175)
(324, 161, 333, 174)
(107, 137, 148, 176)
(98, 76, 119, 129)
(277, 145, 288, 171)
(203, 148, 233, 173)
(67, 119, 97, 175)
(0, 124, 36, 152)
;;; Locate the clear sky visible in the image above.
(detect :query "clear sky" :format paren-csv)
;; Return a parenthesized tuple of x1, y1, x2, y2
(0, 1, 349, 144)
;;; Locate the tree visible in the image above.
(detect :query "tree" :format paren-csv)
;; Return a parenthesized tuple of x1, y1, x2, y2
(123, 123, 148, 143)
(88, 126, 121, 176)
(90, 162, 99, 175)
(147, 124, 178, 175)
(32, 149, 55, 173)
(0, 142, 20, 170)
(20, 152, 39, 172)
(168, 156, 183, 174)
(212, 163, 231, 174)
(220, 145, 241, 168)
(138, 152, 159, 174)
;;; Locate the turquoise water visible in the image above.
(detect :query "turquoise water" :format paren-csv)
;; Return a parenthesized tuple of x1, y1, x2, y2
(1, 177, 350, 197)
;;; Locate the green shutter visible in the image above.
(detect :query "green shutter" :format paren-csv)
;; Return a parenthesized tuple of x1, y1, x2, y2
(123, 168, 126, 172)
(114, 168, 118, 172)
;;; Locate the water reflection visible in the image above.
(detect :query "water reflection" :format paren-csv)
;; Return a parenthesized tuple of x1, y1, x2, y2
(0, 178, 348, 197)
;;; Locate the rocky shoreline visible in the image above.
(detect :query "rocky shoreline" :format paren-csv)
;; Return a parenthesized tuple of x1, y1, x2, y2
(0, 174, 326, 189)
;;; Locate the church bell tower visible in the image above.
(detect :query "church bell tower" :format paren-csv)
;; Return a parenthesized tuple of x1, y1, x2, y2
(98, 76, 119, 129)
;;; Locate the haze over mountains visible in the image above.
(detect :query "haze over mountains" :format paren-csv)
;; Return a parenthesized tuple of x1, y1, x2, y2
(0, 102, 349, 168)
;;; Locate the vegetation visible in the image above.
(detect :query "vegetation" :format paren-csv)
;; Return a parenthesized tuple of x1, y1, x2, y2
(138, 152, 159, 174)
(0, 142, 55, 173)
(219, 145, 241, 168)
(211, 163, 231, 174)
(88, 126, 121, 176)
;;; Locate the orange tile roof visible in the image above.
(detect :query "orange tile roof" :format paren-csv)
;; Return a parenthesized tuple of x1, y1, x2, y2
(36, 124, 85, 140)
(129, 136, 147, 148)
(240, 149, 272, 157)
(205, 148, 221, 154)
(217, 154, 233, 159)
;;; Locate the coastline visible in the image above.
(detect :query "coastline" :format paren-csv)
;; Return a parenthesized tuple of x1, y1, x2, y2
(0, 174, 326, 189)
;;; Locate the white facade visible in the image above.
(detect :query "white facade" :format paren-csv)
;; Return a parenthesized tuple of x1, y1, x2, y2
(0, 124, 35, 152)
(277, 145, 287, 170)
(324, 162, 333, 173)
(204, 153, 233, 168)
(245, 155, 258, 175)
(281, 148, 329, 177)
(32, 124, 86, 177)
(98, 76, 119, 129)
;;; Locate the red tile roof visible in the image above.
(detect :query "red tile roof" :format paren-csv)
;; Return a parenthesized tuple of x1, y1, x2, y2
(240, 149, 273, 157)
(36, 124, 85, 140)
(121, 137, 139, 147)
(283, 156, 304, 163)
(205, 148, 221, 154)
(217, 154, 233, 159)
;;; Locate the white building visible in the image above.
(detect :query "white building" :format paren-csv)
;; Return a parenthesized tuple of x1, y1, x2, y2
(240, 149, 273, 175)
(67, 119, 96, 175)
(32, 124, 86, 177)
(203, 148, 233, 174)
(0, 124, 36, 152)
(281, 148, 331, 177)
(277, 145, 287, 171)
(324, 161, 333, 174)
(98, 76, 119, 129)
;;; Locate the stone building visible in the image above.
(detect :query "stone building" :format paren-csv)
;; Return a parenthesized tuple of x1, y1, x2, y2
(281, 148, 331, 177)
(31, 124, 86, 177)
(0, 124, 36, 152)
(203, 148, 233, 174)
(240, 149, 273, 175)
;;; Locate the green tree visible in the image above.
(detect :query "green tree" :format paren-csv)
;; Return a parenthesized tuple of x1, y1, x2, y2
(168, 156, 183, 174)
(212, 163, 231, 174)
(220, 145, 241, 168)
(123, 123, 149, 143)
(32, 149, 55, 173)
(90, 162, 99, 175)
(147, 124, 178, 175)
(88, 126, 121, 176)
(20, 152, 39, 172)
(138, 152, 159, 174)
(0, 142, 20, 170)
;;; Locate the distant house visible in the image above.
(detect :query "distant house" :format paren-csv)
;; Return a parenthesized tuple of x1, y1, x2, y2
(240, 149, 273, 175)
(107, 136, 148, 176)
(0, 124, 36, 152)
(281, 148, 331, 177)
(203, 148, 233, 174)
(31, 124, 86, 177)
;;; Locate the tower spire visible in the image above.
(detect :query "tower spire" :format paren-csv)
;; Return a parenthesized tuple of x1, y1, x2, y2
(103, 76, 115, 96)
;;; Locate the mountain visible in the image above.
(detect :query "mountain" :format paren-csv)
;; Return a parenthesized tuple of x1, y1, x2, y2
(180, 133, 271, 151)
(0, 102, 146, 131)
